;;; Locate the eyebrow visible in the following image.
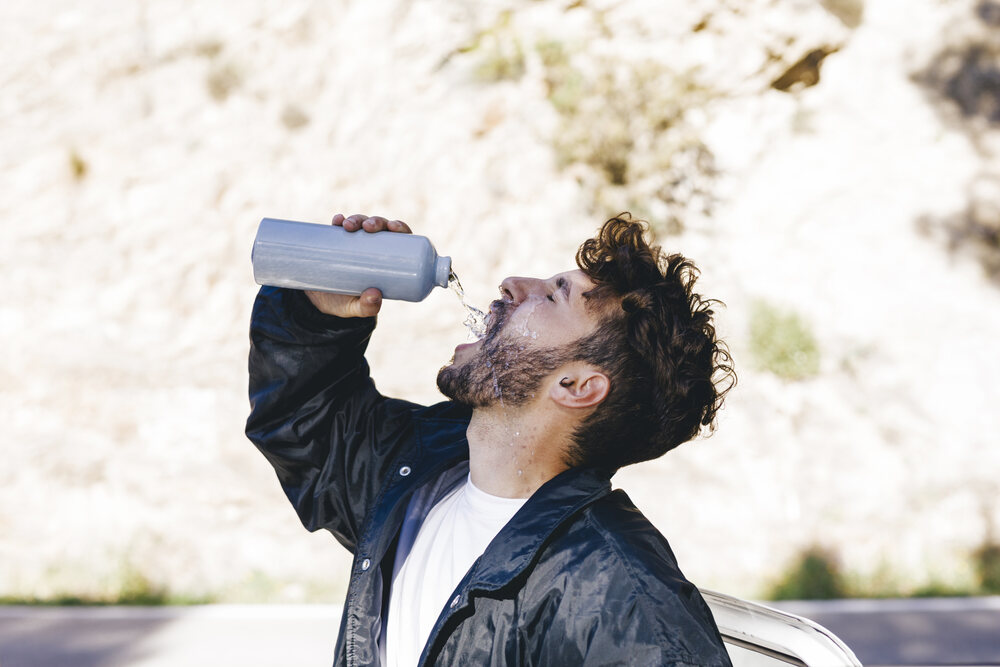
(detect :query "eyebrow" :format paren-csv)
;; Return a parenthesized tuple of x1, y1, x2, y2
(559, 277, 571, 299)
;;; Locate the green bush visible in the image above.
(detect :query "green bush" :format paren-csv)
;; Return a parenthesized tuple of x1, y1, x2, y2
(762, 540, 1000, 600)
(749, 300, 821, 380)
(910, 581, 973, 598)
(0, 561, 212, 606)
(768, 546, 847, 600)
(974, 540, 1000, 593)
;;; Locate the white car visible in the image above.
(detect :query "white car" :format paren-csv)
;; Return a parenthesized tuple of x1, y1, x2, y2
(703, 590, 862, 666)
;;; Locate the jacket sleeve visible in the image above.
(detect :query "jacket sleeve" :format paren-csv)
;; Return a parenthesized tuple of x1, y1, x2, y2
(573, 602, 733, 667)
(245, 286, 423, 552)
(523, 541, 733, 667)
(539, 593, 733, 667)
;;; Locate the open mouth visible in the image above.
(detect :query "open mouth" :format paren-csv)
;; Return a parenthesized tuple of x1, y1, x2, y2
(454, 300, 509, 356)
(453, 299, 515, 359)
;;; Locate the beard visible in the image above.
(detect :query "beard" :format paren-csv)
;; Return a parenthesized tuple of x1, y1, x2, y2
(437, 300, 573, 408)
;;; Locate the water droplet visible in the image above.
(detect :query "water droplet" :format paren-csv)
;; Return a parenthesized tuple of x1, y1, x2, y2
(517, 469, 523, 476)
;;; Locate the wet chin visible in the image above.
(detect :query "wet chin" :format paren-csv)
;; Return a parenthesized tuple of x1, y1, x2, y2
(436, 361, 494, 407)
(437, 338, 568, 408)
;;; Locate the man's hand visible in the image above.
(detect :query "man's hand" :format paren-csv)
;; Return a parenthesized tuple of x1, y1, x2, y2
(304, 213, 413, 318)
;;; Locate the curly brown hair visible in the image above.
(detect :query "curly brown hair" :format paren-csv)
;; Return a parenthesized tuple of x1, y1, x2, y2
(566, 214, 736, 471)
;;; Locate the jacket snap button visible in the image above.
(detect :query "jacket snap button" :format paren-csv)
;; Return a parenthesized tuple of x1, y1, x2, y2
(361, 558, 371, 571)
(450, 595, 460, 608)
(399, 466, 412, 477)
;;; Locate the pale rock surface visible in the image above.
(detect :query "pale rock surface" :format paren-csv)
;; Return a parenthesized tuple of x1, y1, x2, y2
(1, 0, 997, 601)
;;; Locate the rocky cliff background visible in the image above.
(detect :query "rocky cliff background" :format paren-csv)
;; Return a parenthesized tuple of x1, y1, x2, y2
(2, 0, 999, 603)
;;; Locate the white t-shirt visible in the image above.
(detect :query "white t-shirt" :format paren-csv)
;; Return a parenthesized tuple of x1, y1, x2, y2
(384, 475, 527, 667)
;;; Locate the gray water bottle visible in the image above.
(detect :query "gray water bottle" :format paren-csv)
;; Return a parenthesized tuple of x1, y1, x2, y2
(252, 218, 451, 302)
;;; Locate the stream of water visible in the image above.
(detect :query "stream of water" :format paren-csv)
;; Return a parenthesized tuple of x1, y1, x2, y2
(448, 270, 488, 340)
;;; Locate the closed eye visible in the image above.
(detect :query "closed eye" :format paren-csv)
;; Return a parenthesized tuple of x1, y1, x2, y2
(548, 277, 569, 302)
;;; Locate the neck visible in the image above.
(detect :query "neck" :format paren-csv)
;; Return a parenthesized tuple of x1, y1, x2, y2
(466, 403, 572, 498)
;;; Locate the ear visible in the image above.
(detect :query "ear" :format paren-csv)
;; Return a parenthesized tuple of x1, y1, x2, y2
(549, 366, 610, 410)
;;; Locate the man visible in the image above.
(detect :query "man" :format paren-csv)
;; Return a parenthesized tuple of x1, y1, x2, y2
(246, 212, 736, 666)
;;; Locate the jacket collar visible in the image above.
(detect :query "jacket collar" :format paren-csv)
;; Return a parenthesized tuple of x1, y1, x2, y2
(467, 465, 612, 592)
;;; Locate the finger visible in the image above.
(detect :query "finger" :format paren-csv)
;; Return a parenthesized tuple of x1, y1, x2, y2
(362, 216, 390, 233)
(331, 213, 345, 226)
(355, 288, 383, 317)
(343, 214, 367, 231)
(387, 219, 412, 234)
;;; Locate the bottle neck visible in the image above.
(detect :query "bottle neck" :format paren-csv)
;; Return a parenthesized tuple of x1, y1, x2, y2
(435, 255, 452, 288)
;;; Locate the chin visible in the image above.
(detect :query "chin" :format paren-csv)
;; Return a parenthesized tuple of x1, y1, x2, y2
(436, 350, 493, 407)
(436, 366, 471, 405)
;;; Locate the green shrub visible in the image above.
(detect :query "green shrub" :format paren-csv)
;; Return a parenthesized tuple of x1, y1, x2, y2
(974, 540, 1000, 593)
(0, 560, 212, 606)
(768, 546, 847, 600)
(763, 541, 1000, 600)
(749, 300, 821, 380)
(910, 581, 973, 598)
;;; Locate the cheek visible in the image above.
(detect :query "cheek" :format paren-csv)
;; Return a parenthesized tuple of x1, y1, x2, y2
(509, 297, 545, 339)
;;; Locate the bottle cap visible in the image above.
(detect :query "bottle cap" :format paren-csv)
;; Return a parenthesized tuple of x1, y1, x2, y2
(435, 256, 452, 288)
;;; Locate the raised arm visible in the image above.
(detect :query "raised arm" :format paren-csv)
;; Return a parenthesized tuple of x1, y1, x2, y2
(245, 214, 421, 552)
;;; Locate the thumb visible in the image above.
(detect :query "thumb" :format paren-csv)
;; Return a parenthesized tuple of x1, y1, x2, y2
(353, 288, 383, 317)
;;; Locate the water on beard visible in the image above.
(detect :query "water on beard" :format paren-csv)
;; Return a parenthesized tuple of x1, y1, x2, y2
(448, 270, 488, 340)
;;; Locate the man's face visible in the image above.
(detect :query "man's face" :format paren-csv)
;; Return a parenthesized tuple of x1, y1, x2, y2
(437, 269, 603, 407)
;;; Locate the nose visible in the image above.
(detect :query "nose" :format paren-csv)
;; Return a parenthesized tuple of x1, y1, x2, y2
(499, 276, 545, 304)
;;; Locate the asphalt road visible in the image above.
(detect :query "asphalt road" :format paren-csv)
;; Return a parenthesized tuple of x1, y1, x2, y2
(771, 597, 1000, 666)
(1, 598, 998, 666)
(0, 606, 340, 667)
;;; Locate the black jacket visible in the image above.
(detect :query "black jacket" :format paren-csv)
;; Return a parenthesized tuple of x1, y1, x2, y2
(246, 286, 733, 667)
